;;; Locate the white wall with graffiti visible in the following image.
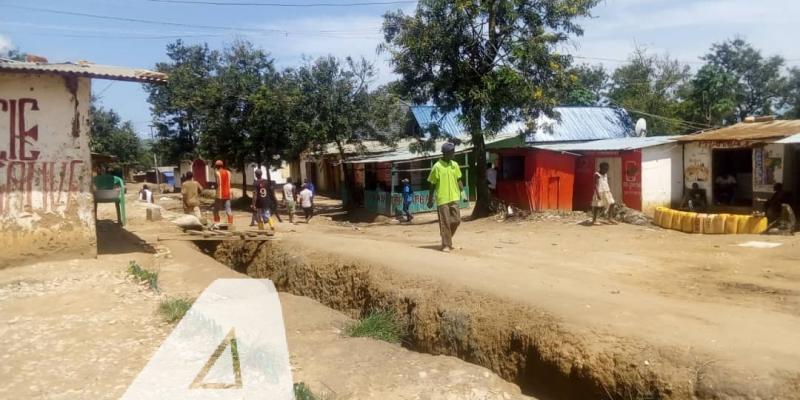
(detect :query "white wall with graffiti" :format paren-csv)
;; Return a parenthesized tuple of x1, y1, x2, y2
(0, 72, 95, 265)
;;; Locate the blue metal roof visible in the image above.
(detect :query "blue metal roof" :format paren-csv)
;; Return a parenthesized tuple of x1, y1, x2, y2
(409, 106, 634, 142)
(533, 136, 679, 152)
(526, 107, 634, 143)
(410, 106, 467, 138)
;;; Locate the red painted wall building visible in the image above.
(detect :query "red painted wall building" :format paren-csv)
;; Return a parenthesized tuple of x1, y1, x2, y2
(572, 150, 643, 211)
(494, 149, 576, 211)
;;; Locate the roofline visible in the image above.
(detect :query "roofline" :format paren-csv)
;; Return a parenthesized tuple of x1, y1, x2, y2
(0, 62, 168, 84)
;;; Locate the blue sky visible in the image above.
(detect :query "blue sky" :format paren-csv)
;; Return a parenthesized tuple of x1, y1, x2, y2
(2, 0, 799, 138)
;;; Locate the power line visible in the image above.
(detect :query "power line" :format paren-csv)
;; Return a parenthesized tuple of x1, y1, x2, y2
(0, 4, 381, 36)
(147, 0, 416, 6)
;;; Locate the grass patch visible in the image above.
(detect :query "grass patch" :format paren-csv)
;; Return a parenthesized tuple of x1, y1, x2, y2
(128, 261, 159, 292)
(293, 382, 318, 400)
(158, 297, 194, 323)
(344, 310, 405, 344)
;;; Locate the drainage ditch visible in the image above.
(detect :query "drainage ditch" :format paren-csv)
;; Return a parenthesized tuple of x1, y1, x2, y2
(200, 240, 696, 400)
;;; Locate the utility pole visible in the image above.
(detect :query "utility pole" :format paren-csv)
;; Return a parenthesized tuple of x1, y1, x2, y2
(150, 125, 161, 193)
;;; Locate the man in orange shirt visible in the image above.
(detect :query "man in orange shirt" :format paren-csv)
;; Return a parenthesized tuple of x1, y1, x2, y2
(213, 160, 234, 225)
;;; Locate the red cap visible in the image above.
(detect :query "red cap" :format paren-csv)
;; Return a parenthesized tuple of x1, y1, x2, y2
(214, 160, 224, 167)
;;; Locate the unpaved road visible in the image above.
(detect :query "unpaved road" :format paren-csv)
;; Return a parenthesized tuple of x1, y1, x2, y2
(245, 197, 800, 398)
(0, 192, 530, 400)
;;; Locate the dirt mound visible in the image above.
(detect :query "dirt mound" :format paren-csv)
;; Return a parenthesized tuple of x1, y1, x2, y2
(208, 240, 706, 400)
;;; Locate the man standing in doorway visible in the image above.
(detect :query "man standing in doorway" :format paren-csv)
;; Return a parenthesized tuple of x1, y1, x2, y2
(592, 162, 617, 225)
(427, 142, 465, 253)
(213, 160, 234, 225)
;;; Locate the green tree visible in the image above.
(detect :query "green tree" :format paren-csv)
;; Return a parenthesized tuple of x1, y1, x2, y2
(382, 0, 598, 217)
(90, 102, 145, 167)
(783, 67, 800, 119)
(559, 64, 608, 106)
(200, 40, 275, 196)
(702, 38, 785, 121)
(607, 48, 692, 134)
(680, 64, 737, 127)
(146, 40, 220, 164)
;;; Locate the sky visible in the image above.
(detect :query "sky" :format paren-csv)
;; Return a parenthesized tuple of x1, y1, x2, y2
(2, 0, 800, 138)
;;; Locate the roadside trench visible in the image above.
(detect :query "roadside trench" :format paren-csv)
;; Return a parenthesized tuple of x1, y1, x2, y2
(200, 239, 696, 400)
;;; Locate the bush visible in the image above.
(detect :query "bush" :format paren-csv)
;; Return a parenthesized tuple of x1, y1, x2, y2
(128, 261, 159, 292)
(344, 310, 406, 344)
(293, 382, 318, 400)
(158, 297, 194, 323)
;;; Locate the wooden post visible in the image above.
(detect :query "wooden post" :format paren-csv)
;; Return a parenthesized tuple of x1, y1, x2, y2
(390, 162, 396, 216)
(465, 152, 470, 204)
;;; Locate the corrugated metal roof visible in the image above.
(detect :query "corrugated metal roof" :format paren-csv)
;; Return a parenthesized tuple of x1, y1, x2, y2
(318, 141, 394, 156)
(678, 120, 800, 142)
(410, 106, 467, 138)
(775, 134, 800, 144)
(0, 60, 168, 83)
(533, 136, 679, 152)
(409, 106, 634, 143)
(526, 107, 634, 142)
(345, 132, 517, 164)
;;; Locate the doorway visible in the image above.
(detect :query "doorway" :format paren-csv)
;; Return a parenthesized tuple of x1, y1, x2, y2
(595, 157, 622, 204)
(711, 148, 752, 206)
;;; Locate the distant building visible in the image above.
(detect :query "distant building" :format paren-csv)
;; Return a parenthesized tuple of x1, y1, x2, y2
(487, 107, 644, 212)
(677, 117, 800, 213)
(0, 59, 167, 266)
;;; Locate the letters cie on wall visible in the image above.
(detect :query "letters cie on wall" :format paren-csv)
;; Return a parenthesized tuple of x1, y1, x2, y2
(0, 96, 88, 220)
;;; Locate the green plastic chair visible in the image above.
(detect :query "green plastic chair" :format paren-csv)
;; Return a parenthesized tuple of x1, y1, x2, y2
(93, 174, 126, 226)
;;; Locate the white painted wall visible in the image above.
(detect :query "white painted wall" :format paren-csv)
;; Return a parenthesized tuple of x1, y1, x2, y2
(0, 72, 95, 264)
(641, 143, 684, 216)
(683, 142, 713, 202)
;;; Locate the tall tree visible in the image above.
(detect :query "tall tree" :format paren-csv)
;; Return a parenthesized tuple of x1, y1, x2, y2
(559, 64, 609, 106)
(680, 64, 737, 127)
(294, 56, 404, 203)
(607, 48, 692, 134)
(702, 38, 785, 121)
(783, 67, 800, 119)
(200, 40, 275, 195)
(382, 0, 598, 217)
(90, 102, 145, 167)
(146, 40, 219, 164)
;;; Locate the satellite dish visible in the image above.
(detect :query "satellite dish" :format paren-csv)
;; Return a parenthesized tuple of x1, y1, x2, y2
(635, 118, 647, 137)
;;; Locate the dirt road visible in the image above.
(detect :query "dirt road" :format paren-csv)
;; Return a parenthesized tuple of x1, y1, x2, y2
(0, 191, 530, 400)
(240, 197, 800, 398)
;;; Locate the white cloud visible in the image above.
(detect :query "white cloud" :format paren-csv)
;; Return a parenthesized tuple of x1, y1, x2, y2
(574, 0, 800, 68)
(0, 34, 13, 54)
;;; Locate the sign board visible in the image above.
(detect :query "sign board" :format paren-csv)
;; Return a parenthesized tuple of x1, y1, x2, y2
(122, 279, 293, 400)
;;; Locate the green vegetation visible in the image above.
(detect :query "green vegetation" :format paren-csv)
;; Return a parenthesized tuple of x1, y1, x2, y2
(344, 310, 406, 344)
(157, 297, 193, 323)
(293, 382, 319, 400)
(127, 261, 159, 292)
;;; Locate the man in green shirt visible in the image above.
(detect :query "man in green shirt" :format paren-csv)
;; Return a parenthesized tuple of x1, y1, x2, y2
(427, 142, 465, 253)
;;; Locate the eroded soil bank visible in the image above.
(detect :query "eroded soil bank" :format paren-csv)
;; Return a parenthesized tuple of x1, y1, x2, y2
(206, 240, 721, 400)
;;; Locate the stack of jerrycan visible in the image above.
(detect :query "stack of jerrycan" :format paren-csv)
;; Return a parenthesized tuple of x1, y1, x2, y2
(653, 207, 767, 234)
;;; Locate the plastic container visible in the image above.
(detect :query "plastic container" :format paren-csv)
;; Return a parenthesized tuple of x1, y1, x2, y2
(745, 216, 769, 234)
(681, 212, 696, 233)
(662, 209, 674, 229)
(704, 214, 716, 234)
(694, 214, 708, 234)
(653, 207, 663, 227)
(711, 214, 728, 234)
(737, 215, 749, 233)
(725, 215, 742, 234)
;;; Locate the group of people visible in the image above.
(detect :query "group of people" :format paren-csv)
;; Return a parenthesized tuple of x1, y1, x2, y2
(172, 160, 317, 229)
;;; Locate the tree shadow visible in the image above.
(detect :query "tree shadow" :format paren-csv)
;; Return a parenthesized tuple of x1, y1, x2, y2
(96, 220, 156, 255)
